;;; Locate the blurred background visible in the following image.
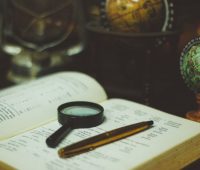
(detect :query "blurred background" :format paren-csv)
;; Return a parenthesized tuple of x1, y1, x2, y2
(0, 0, 200, 118)
(0, 1, 200, 169)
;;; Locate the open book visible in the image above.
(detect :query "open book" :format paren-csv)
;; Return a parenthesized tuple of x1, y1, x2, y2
(0, 72, 200, 170)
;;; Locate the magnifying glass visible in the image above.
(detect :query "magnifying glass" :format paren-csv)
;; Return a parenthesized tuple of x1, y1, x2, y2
(46, 101, 104, 148)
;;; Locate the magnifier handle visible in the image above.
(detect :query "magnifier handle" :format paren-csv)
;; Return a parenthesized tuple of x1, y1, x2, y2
(46, 123, 72, 148)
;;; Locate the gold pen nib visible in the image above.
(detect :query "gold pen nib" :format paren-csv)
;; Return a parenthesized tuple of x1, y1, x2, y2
(58, 148, 65, 158)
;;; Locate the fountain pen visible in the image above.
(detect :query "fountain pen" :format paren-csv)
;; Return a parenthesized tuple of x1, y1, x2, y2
(58, 120, 153, 158)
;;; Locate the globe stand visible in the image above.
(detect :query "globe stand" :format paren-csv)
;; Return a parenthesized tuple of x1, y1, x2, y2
(186, 93, 200, 122)
(86, 21, 178, 105)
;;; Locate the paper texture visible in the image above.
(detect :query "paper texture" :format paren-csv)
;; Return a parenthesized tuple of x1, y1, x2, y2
(1, 99, 200, 170)
(0, 72, 107, 140)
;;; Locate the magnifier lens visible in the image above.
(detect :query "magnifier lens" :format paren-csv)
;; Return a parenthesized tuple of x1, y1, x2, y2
(46, 101, 104, 148)
(61, 106, 100, 116)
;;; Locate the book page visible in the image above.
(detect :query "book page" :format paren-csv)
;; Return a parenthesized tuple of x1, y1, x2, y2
(0, 72, 107, 140)
(0, 99, 200, 170)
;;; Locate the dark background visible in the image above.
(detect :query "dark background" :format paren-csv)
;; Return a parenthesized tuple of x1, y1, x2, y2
(0, 0, 200, 116)
(81, 0, 200, 117)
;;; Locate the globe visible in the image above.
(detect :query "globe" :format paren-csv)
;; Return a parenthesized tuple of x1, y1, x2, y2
(105, 0, 167, 33)
(180, 37, 200, 122)
(180, 43, 200, 92)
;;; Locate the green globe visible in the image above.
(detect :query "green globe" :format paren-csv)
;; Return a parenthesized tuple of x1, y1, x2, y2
(105, 0, 169, 33)
(180, 42, 200, 92)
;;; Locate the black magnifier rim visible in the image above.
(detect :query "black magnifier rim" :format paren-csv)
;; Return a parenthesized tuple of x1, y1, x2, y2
(58, 101, 104, 128)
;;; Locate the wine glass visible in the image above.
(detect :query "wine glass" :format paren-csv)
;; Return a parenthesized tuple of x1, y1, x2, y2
(1, 0, 83, 83)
